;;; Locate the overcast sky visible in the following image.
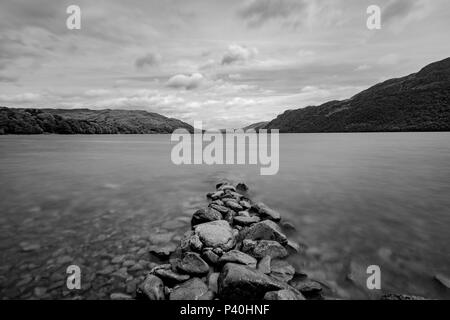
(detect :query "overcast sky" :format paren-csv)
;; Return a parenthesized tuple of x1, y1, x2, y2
(0, 0, 449, 129)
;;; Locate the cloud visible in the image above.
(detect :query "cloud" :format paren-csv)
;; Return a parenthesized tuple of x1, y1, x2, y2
(378, 53, 400, 66)
(0, 75, 17, 83)
(0, 92, 41, 103)
(135, 52, 161, 69)
(221, 44, 258, 65)
(238, 0, 307, 27)
(166, 73, 204, 90)
(382, 0, 433, 31)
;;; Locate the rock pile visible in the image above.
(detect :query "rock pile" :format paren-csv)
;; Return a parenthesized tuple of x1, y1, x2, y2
(135, 181, 323, 300)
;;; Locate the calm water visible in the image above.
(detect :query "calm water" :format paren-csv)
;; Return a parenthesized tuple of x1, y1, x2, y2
(0, 133, 449, 299)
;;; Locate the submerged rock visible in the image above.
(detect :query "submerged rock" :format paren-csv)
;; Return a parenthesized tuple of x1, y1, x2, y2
(136, 275, 165, 300)
(149, 243, 177, 258)
(194, 220, 235, 251)
(170, 278, 209, 300)
(218, 263, 286, 300)
(219, 250, 257, 268)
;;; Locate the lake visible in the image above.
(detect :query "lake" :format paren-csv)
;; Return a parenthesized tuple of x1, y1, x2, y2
(0, 133, 449, 299)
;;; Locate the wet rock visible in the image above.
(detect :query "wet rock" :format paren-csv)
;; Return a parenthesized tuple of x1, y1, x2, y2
(286, 240, 302, 254)
(208, 272, 219, 294)
(218, 263, 286, 300)
(236, 183, 249, 193)
(211, 199, 224, 206)
(111, 255, 126, 264)
(281, 221, 296, 232)
(219, 250, 257, 268)
(264, 289, 305, 300)
(191, 208, 222, 227)
(170, 278, 209, 300)
(19, 242, 41, 252)
(209, 203, 231, 215)
(110, 293, 133, 300)
(154, 268, 190, 284)
(97, 265, 115, 275)
(434, 274, 450, 289)
(136, 274, 165, 300)
(380, 294, 426, 300)
(194, 220, 235, 251)
(239, 200, 252, 210)
(210, 191, 225, 200)
(218, 184, 236, 192)
(270, 260, 295, 282)
(202, 249, 219, 265)
(242, 239, 288, 259)
(290, 279, 323, 298)
(198, 290, 215, 300)
(149, 242, 177, 258)
(177, 252, 209, 275)
(180, 231, 203, 253)
(224, 200, 243, 212)
(149, 232, 174, 244)
(253, 203, 281, 222)
(216, 181, 229, 190)
(244, 220, 288, 245)
(257, 256, 271, 274)
(233, 215, 260, 227)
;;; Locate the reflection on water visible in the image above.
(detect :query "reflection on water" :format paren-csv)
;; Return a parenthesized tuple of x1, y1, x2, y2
(0, 133, 449, 299)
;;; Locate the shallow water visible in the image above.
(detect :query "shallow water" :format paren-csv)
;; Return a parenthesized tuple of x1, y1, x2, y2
(0, 133, 449, 299)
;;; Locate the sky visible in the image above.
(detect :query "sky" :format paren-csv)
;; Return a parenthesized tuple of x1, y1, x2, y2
(0, 0, 449, 129)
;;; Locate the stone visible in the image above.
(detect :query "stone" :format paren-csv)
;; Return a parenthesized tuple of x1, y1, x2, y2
(270, 260, 295, 282)
(290, 279, 323, 298)
(123, 260, 135, 268)
(149, 242, 177, 258)
(19, 242, 41, 252)
(219, 250, 257, 268)
(149, 232, 174, 244)
(218, 263, 286, 300)
(233, 215, 260, 227)
(222, 209, 236, 224)
(136, 274, 165, 300)
(180, 231, 203, 252)
(198, 290, 215, 300)
(111, 268, 129, 280)
(242, 239, 288, 259)
(177, 252, 209, 275)
(210, 191, 225, 200)
(34, 287, 47, 298)
(209, 203, 230, 215)
(253, 203, 281, 222)
(191, 208, 222, 227)
(286, 240, 302, 254)
(281, 221, 296, 232)
(208, 273, 220, 294)
(264, 289, 305, 300)
(170, 278, 209, 300)
(154, 268, 190, 284)
(381, 294, 426, 300)
(236, 183, 249, 193)
(218, 184, 236, 192)
(434, 274, 450, 289)
(216, 181, 229, 189)
(257, 256, 271, 274)
(224, 200, 243, 212)
(111, 255, 126, 264)
(194, 220, 235, 251)
(110, 293, 133, 300)
(244, 220, 288, 245)
(239, 201, 252, 210)
(202, 249, 219, 265)
(97, 265, 115, 275)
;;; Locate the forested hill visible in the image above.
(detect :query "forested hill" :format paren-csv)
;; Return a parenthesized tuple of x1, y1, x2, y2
(0, 107, 194, 134)
(263, 57, 450, 132)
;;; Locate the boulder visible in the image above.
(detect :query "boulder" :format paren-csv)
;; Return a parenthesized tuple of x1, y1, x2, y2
(194, 220, 235, 251)
(270, 260, 295, 282)
(179, 231, 203, 253)
(239, 200, 252, 210)
(242, 239, 288, 259)
(209, 203, 231, 215)
(218, 184, 236, 192)
(177, 252, 209, 275)
(264, 289, 305, 300)
(136, 275, 165, 300)
(253, 203, 281, 222)
(224, 200, 243, 212)
(236, 183, 249, 193)
(191, 207, 222, 227)
(202, 249, 220, 265)
(208, 272, 220, 294)
(154, 268, 190, 284)
(257, 256, 271, 274)
(244, 220, 288, 245)
(219, 250, 257, 268)
(233, 215, 260, 227)
(170, 278, 209, 300)
(218, 263, 286, 300)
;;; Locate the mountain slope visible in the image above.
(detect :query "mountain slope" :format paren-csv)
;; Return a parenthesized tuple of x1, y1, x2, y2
(0, 107, 194, 134)
(242, 121, 269, 131)
(264, 57, 450, 132)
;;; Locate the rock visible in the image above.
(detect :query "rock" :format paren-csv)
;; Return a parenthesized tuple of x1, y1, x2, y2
(170, 278, 209, 300)
(224, 200, 243, 212)
(110, 293, 133, 300)
(56, 255, 73, 265)
(218, 263, 286, 300)
(239, 200, 252, 210)
(136, 274, 165, 300)
(222, 209, 236, 224)
(233, 215, 260, 226)
(180, 231, 203, 253)
(34, 287, 47, 298)
(97, 265, 115, 275)
(209, 191, 224, 200)
(281, 221, 296, 232)
(177, 253, 209, 275)
(286, 240, 302, 254)
(111, 255, 126, 264)
(257, 256, 271, 274)
(219, 250, 257, 268)
(149, 243, 177, 258)
(191, 208, 222, 226)
(434, 274, 450, 289)
(19, 242, 41, 252)
(244, 220, 288, 245)
(211, 199, 224, 206)
(111, 268, 130, 280)
(216, 181, 229, 190)
(380, 294, 426, 300)
(236, 183, 249, 193)
(270, 260, 295, 282)
(194, 220, 235, 251)
(202, 249, 219, 265)
(253, 203, 281, 222)
(264, 289, 305, 300)
(122, 260, 135, 268)
(218, 184, 236, 192)
(208, 272, 220, 294)
(149, 232, 174, 244)
(238, 211, 250, 217)
(290, 279, 323, 298)
(242, 239, 288, 259)
(154, 269, 190, 284)
(198, 290, 215, 300)
(128, 262, 145, 272)
(209, 203, 230, 215)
